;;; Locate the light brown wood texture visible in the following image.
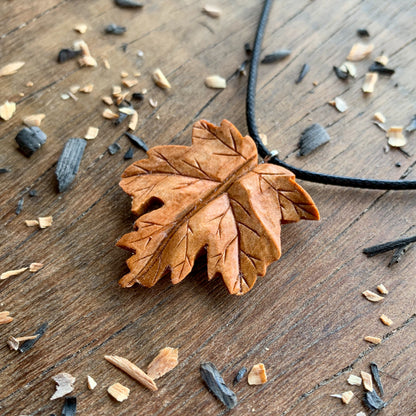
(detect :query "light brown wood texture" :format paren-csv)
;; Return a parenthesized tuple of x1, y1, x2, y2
(0, 0, 415, 415)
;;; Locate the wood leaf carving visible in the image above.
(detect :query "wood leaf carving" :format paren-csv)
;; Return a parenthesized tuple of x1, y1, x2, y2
(117, 120, 320, 295)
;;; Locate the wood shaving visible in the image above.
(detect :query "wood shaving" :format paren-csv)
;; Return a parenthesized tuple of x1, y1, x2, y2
(149, 98, 158, 108)
(50, 372, 76, 400)
(87, 375, 97, 390)
(115, 91, 129, 105)
(74, 23, 88, 34)
(85, 126, 99, 140)
(104, 355, 158, 391)
(80, 84, 94, 93)
(152, 68, 171, 89)
(387, 126, 407, 148)
(76, 40, 97, 68)
(134, 72, 141, 77)
(347, 43, 374, 61)
(362, 290, 384, 302)
(205, 75, 226, 89)
(128, 111, 138, 131)
(68, 91, 78, 101)
(102, 108, 119, 120)
(0, 61, 25, 77)
(102, 96, 113, 105)
(375, 55, 388, 66)
(120, 71, 129, 78)
(329, 96, 348, 112)
(202, 4, 221, 17)
(364, 336, 382, 344)
(147, 347, 178, 380)
(38, 216, 53, 229)
(122, 79, 138, 88)
(361, 371, 373, 391)
(1, 267, 28, 280)
(247, 363, 267, 385)
(29, 263, 44, 272)
(25, 219, 39, 227)
(339, 61, 357, 77)
(69, 85, 80, 94)
(79, 55, 97, 67)
(347, 374, 362, 386)
(61, 93, 70, 100)
(103, 58, 110, 69)
(108, 383, 129, 402)
(7, 335, 37, 351)
(26, 81, 34, 87)
(112, 86, 122, 96)
(23, 114, 45, 127)
(0, 101, 16, 121)
(0, 311, 13, 325)
(377, 284, 388, 295)
(374, 112, 386, 123)
(380, 314, 393, 326)
(119, 107, 136, 115)
(341, 390, 354, 404)
(362, 72, 378, 93)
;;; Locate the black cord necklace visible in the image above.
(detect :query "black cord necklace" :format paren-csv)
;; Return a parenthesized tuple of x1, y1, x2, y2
(246, 0, 416, 190)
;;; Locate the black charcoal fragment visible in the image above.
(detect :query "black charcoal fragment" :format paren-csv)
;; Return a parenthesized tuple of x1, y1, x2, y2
(370, 362, 384, 396)
(357, 28, 370, 37)
(200, 362, 238, 409)
(244, 42, 252, 55)
(55, 138, 87, 193)
(29, 189, 37, 197)
(19, 322, 48, 353)
(121, 43, 128, 53)
(295, 63, 310, 84)
(108, 142, 121, 155)
(124, 132, 148, 151)
(132, 92, 145, 101)
(363, 390, 386, 411)
(0, 168, 10, 174)
(115, 0, 143, 7)
(261, 49, 291, 64)
(61, 396, 77, 416)
(57, 49, 81, 63)
(15, 197, 24, 215)
(15, 127, 47, 157)
(237, 60, 248, 76)
(388, 244, 409, 266)
(298, 123, 330, 156)
(233, 367, 247, 385)
(105, 23, 127, 35)
(368, 62, 395, 75)
(124, 147, 134, 160)
(395, 162, 401, 168)
(405, 115, 416, 133)
(333, 65, 348, 80)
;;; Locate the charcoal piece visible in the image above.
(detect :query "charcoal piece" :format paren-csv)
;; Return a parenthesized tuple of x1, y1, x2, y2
(295, 63, 310, 84)
(233, 367, 247, 385)
(108, 142, 121, 155)
(132, 92, 145, 101)
(124, 132, 148, 151)
(57, 49, 81, 63)
(238, 60, 248, 76)
(357, 28, 370, 37)
(244, 42, 252, 55)
(261, 49, 291, 64)
(115, 0, 144, 7)
(333, 66, 348, 80)
(388, 244, 409, 266)
(29, 189, 37, 197)
(114, 112, 129, 126)
(363, 390, 386, 411)
(368, 62, 395, 75)
(19, 322, 48, 353)
(15, 197, 24, 215)
(124, 147, 134, 160)
(121, 43, 128, 52)
(0, 168, 10, 174)
(55, 138, 87, 193)
(15, 127, 47, 157)
(405, 115, 416, 133)
(298, 123, 330, 156)
(61, 396, 77, 416)
(200, 362, 237, 409)
(395, 162, 401, 168)
(370, 362, 384, 396)
(105, 23, 127, 35)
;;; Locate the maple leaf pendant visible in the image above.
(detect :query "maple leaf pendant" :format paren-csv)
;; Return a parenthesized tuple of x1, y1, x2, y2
(117, 120, 319, 295)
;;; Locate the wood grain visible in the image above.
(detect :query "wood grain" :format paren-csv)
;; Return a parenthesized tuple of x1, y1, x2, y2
(0, 0, 415, 415)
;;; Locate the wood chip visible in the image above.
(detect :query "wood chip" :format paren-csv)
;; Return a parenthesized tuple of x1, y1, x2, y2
(0, 311, 13, 325)
(347, 374, 362, 386)
(25, 219, 39, 227)
(380, 314, 393, 326)
(128, 111, 138, 131)
(362, 290, 383, 302)
(61, 93, 70, 100)
(339, 61, 357, 78)
(362, 72, 378, 93)
(0, 101, 16, 121)
(7, 335, 37, 351)
(1, 267, 28, 280)
(101, 96, 113, 105)
(202, 4, 221, 17)
(29, 263, 44, 272)
(119, 107, 136, 115)
(108, 383, 130, 402)
(361, 371, 373, 391)
(364, 336, 382, 344)
(50, 372, 76, 400)
(69, 85, 80, 94)
(80, 83, 94, 93)
(74, 23, 87, 34)
(247, 363, 267, 385)
(374, 112, 386, 123)
(147, 347, 178, 380)
(38, 216, 53, 228)
(377, 284, 388, 295)
(387, 126, 407, 147)
(153, 68, 171, 89)
(375, 55, 388, 66)
(79, 55, 97, 67)
(122, 79, 138, 88)
(104, 355, 158, 391)
(26, 81, 34, 87)
(85, 126, 99, 140)
(112, 85, 122, 96)
(205, 75, 226, 89)
(347, 43, 374, 61)
(149, 98, 158, 108)
(103, 58, 110, 69)
(341, 390, 354, 404)
(23, 114, 45, 127)
(103, 108, 119, 119)
(120, 71, 129, 78)
(329, 96, 348, 112)
(87, 375, 97, 390)
(0, 61, 25, 77)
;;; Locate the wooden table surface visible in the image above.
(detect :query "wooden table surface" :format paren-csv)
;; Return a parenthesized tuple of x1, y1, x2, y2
(1, 0, 415, 415)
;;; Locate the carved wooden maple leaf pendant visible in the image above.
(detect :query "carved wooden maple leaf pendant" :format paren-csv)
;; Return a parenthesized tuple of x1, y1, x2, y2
(117, 120, 319, 295)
